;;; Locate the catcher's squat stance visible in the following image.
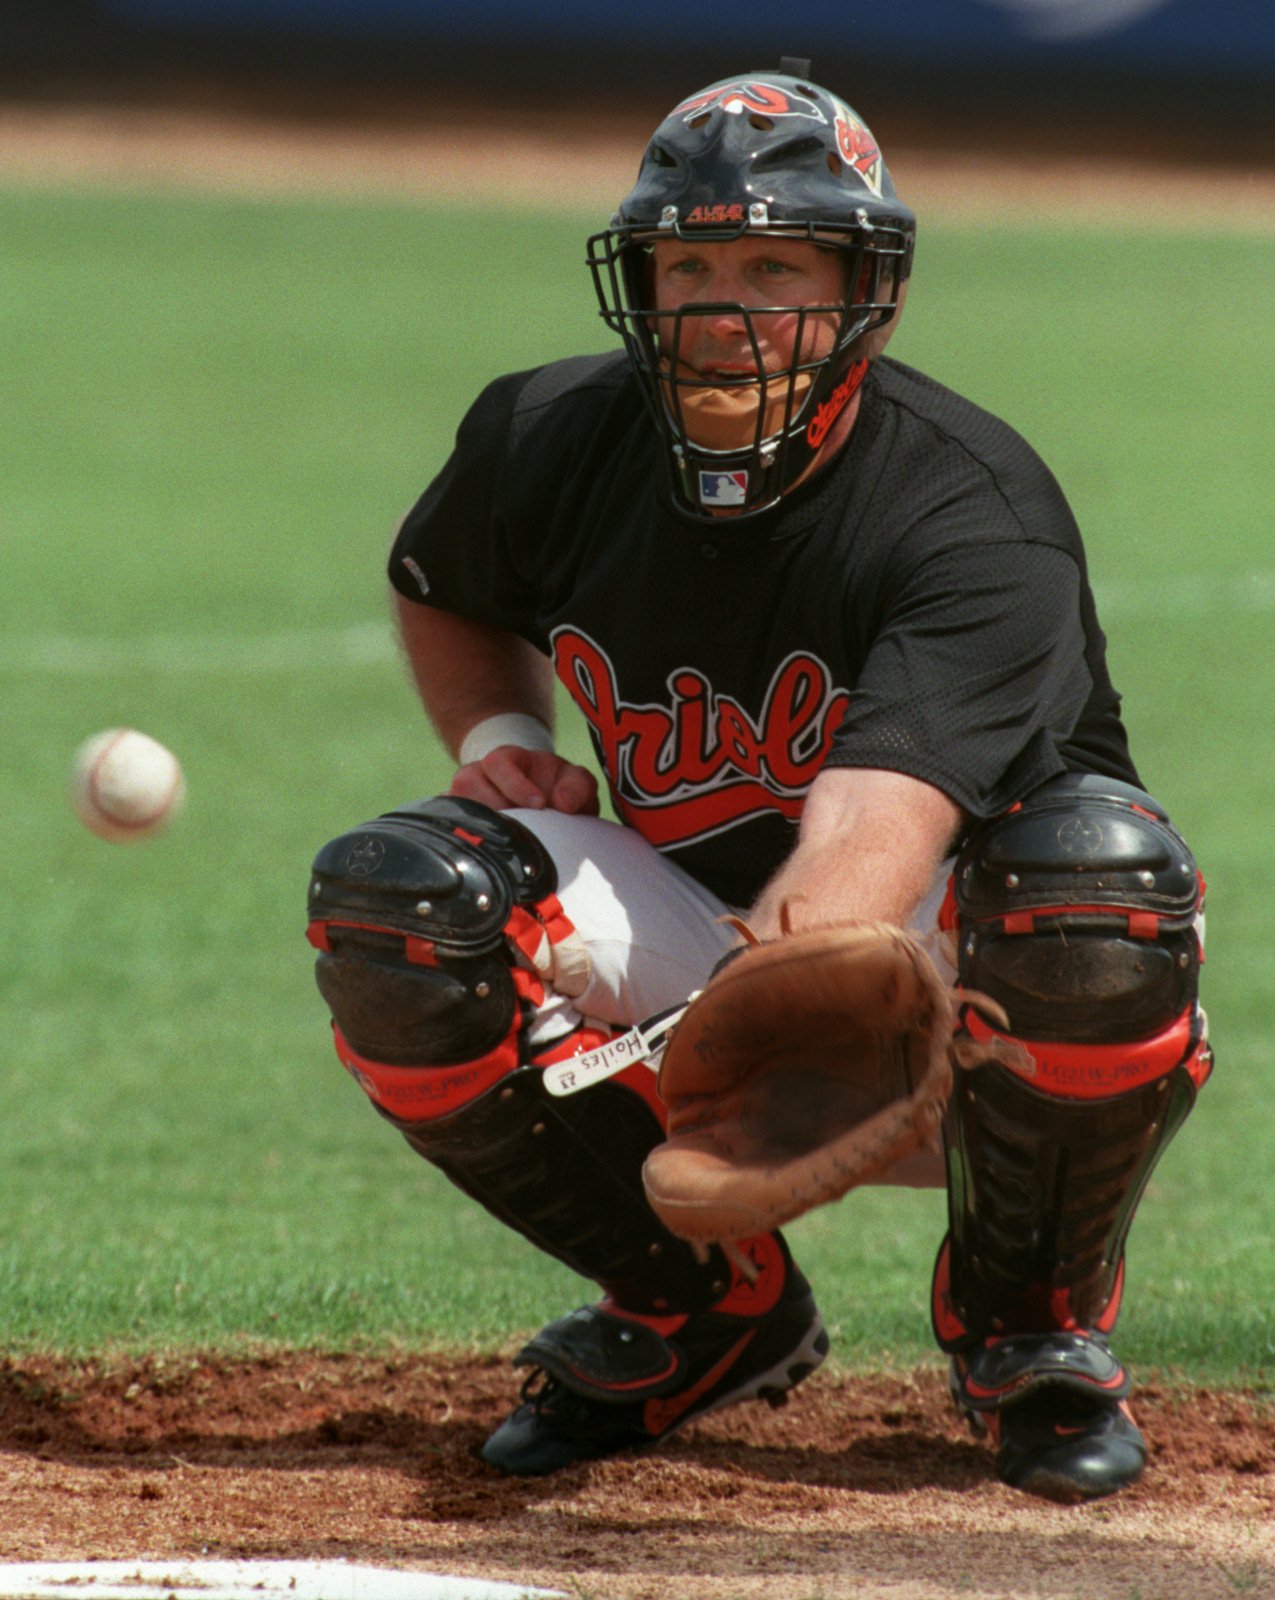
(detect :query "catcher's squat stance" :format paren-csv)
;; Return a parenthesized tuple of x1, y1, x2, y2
(306, 63, 1211, 1501)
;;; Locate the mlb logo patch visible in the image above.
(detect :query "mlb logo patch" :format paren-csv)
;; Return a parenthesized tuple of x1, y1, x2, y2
(698, 470, 748, 508)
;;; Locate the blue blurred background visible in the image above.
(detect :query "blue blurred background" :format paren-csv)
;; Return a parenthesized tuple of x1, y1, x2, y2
(5, 0, 1274, 161)
(85, 0, 1275, 71)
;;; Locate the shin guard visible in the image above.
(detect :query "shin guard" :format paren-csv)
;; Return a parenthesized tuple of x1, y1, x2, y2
(934, 774, 1212, 1347)
(307, 796, 735, 1312)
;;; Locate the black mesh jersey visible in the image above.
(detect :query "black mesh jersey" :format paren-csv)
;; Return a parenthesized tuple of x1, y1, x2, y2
(391, 351, 1140, 909)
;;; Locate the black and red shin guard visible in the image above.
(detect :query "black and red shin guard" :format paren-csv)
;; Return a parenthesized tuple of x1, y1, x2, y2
(933, 775, 1212, 1385)
(307, 795, 780, 1315)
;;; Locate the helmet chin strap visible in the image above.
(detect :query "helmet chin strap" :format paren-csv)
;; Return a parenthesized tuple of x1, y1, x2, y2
(801, 357, 869, 456)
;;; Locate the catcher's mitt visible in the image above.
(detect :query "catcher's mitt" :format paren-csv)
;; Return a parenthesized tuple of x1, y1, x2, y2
(642, 921, 1001, 1248)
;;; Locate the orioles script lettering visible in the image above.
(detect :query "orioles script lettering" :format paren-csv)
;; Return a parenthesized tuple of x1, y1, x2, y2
(553, 628, 850, 848)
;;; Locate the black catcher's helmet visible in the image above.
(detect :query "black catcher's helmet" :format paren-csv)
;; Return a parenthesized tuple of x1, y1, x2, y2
(587, 63, 915, 522)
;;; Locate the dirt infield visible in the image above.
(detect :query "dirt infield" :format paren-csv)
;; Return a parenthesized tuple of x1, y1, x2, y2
(4, 99, 1275, 230)
(1, 1351, 1271, 1600)
(3, 98, 1273, 1598)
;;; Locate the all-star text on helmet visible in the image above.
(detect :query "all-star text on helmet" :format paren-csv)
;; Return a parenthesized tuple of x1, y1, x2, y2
(587, 62, 915, 522)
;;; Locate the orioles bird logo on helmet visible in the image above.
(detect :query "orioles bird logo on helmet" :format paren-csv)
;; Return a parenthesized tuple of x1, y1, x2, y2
(673, 80, 830, 125)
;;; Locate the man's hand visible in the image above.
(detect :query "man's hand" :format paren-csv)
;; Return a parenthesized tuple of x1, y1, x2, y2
(450, 746, 600, 815)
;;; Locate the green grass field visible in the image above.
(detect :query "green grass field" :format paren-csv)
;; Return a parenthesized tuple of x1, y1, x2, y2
(1, 181, 1271, 1387)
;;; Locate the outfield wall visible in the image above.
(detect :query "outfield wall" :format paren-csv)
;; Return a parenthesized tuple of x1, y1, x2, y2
(5, 0, 1273, 163)
(86, 0, 1275, 76)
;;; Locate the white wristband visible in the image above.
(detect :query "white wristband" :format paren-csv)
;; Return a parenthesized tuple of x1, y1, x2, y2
(458, 713, 555, 766)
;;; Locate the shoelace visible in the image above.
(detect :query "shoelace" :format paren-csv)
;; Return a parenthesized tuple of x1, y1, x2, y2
(519, 1367, 555, 1410)
(516, 1368, 629, 1443)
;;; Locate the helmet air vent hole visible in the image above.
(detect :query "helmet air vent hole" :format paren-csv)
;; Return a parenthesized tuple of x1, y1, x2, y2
(649, 143, 677, 168)
(688, 112, 711, 129)
(755, 134, 822, 169)
(827, 152, 843, 176)
(748, 113, 775, 131)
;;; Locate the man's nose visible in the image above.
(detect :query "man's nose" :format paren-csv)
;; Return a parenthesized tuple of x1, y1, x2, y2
(699, 301, 751, 341)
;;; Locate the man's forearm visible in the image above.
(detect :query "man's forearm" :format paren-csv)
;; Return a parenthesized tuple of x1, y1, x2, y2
(394, 592, 555, 757)
(749, 766, 965, 940)
(750, 828, 944, 938)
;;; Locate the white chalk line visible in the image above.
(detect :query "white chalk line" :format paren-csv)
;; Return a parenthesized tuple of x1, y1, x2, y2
(1094, 568, 1275, 622)
(2, 572, 1273, 677)
(0, 622, 397, 675)
(0, 1561, 563, 1600)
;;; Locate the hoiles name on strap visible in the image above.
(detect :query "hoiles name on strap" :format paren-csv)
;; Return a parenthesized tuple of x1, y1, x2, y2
(542, 1000, 696, 1097)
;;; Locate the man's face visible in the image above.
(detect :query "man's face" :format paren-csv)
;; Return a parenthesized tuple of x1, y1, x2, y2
(648, 234, 846, 377)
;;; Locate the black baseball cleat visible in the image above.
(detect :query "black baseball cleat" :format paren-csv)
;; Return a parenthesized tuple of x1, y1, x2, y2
(950, 1330, 1146, 1503)
(481, 1235, 828, 1476)
(989, 1388, 1146, 1503)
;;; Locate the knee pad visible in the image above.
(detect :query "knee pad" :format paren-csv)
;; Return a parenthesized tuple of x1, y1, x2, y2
(952, 773, 1204, 1056)
(935, 775, 1213, 1344)
(306, 795, 582, 1121)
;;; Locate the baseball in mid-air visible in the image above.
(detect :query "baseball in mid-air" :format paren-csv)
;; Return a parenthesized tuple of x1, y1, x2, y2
(71, 727, 186, 843)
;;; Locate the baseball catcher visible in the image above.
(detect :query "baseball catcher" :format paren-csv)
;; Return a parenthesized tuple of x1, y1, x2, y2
(307, 59, 1211, 1501)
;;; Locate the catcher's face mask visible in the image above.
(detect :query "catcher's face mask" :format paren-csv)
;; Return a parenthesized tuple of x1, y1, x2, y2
(648, 235, 850, 450)
(586, 65, 915, 522)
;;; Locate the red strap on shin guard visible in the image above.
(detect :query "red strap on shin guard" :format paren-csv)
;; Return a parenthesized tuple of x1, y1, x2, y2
(332, 1024, 520, 1121)
(333, 966, 546, 1122)
(962, 1003, 1207, 1099)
